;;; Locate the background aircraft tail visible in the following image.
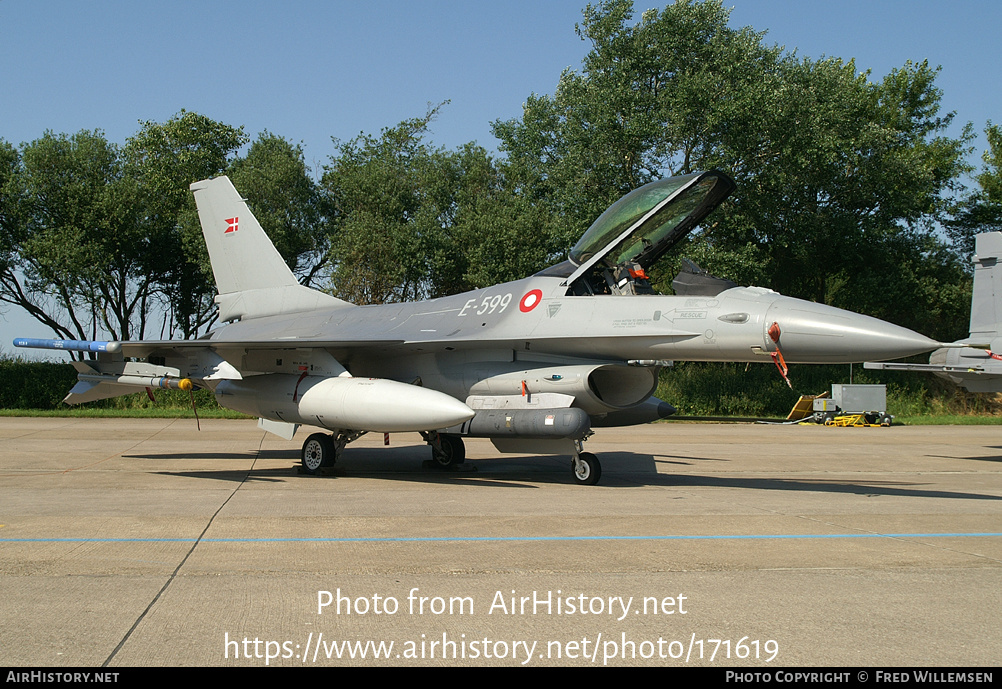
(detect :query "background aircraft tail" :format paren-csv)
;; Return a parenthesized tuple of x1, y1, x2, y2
(868, 231, 1002, 389)
(969, 231, 1002, 346)
(190, 176, 351, 322)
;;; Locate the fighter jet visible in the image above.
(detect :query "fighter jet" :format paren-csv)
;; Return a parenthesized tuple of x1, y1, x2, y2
(15, 171, 939, 484)
(864, 231, 1002, 392)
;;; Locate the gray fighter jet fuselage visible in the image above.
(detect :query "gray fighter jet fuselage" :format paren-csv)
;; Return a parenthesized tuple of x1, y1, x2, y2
(15, 170, 940, 484)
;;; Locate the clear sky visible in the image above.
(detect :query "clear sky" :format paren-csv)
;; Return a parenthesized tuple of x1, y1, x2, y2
(1, 0, 999, 349)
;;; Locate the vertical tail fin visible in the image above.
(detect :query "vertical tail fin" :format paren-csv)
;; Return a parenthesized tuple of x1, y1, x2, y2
(969, 231, 1002, 344)
(190, 176, 351, 322)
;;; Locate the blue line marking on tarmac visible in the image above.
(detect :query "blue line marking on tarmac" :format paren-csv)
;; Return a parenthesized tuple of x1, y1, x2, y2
(3, 532, 1001, 543)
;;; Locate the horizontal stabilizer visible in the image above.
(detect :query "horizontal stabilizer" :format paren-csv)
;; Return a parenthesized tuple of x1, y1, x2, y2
(64, 380, 141, 405)
(61, 360, 187, 405)
(214, 284, 347, 322)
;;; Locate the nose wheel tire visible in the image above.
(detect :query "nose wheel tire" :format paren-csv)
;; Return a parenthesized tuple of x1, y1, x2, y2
(302, 433, 336, 475)
(572, 452, 601, 485)
(431, 434, 466, 468)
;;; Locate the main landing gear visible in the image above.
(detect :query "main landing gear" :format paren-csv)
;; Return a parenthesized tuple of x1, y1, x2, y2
(301, 433, 335, 474)
(300, 430, 365, 475)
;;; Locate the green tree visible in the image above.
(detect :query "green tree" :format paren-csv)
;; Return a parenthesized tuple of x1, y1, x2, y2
(493, 0, 973, 340)
(492, 0, 785, 246)
(446, 145, 564, 289)
(321, 106, 560, 304)
(0, 113, 248, 347)
(0, 129, 156, 350)
(321, 109, 447, 304)
(704, 56, 973, 340)
(0, 140, 21, 281)
(980, 123, 1002, 200)
(948, 123, 1002, 261)
(122, 111, 247, 338)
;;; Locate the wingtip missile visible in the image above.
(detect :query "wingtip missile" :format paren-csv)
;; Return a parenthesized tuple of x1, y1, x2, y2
(14, 338, 122, 354)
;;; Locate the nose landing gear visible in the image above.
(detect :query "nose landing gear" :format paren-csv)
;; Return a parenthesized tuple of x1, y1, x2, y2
(424, 431, 466, 468)
(571, 440, 602, 485)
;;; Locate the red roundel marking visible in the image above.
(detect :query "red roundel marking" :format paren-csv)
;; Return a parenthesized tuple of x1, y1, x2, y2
(519, 289, 543, 313)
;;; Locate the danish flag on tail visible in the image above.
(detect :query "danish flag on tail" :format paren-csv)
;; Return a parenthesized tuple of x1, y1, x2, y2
(224, 217, 239, 233)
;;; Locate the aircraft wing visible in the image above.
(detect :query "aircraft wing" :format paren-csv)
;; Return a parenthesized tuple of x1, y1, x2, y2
(15, 327, 703, 364)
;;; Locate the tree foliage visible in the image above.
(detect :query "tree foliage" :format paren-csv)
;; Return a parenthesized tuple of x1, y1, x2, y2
(227, 132, 329, 287)
(0, 113, 340, 344)
(2, 114, 242, 344)
(492, 0, 974, 341)
(492, 0, 785, 243)
(321, 106, 561, 305)
(0, 129, 151, 348)
(980, 123, 1002, 201)
(122, 111, 247, 339)
(948, 122, 1002, 261)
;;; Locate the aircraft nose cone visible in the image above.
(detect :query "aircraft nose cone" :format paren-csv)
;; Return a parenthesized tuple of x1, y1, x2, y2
(766, 298, 938, 363)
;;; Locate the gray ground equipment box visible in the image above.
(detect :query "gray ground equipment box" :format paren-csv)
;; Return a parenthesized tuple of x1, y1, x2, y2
(812, 384, 891, 426)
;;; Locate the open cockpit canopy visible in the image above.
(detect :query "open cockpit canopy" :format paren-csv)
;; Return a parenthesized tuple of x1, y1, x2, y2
(547, 170, 735, 296)
(569, 170, 735, 272)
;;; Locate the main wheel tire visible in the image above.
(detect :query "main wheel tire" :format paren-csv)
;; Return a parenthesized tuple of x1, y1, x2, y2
(302, 433, 336, 475)
(572, 452, 601, 485)
(431, 434, 466, 468)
